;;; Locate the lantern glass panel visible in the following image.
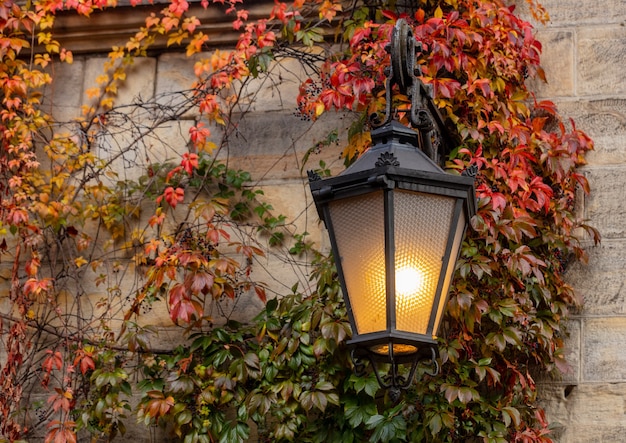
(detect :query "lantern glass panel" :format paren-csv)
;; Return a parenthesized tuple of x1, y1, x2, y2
(432, 206, 467, 334)
(394, 190, 456, 335)
(328, 191, 386, 335)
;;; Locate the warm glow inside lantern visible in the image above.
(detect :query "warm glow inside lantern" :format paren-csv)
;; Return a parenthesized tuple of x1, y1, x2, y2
(309, 121, 476, 362)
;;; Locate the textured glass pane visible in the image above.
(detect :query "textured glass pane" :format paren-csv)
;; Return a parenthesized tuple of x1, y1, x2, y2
(394, 190, 455, 334)
(432, 208, 467, 336)
(328, 191, 386, 334)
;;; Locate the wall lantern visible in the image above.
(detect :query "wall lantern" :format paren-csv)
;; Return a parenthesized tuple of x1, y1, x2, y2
(308, 19, 477, 401)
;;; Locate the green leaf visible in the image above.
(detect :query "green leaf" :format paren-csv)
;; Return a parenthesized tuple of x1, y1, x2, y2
(503, 326, 523, 346)
(486, 332, 506, 352)
(177, 409, 192, 425)
(295, 27, 324, 46)
(502, 406, 521, 428)
(428, 412, 442, 434)
(344, 398, 377, 427)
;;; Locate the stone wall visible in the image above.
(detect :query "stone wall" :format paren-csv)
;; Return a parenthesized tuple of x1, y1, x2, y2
(36, 1, 626, 442)
(38, 41, 342, 443)
(521, 1, 626, 441)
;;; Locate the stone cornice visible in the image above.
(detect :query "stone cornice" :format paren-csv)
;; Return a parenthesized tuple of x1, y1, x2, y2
(51, 0, 275, 54)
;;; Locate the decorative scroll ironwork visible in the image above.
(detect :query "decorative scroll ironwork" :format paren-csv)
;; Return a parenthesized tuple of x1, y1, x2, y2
(371, 19, 460, 167)
(462, 164, 479, 178)
(351, 346, 439, 403)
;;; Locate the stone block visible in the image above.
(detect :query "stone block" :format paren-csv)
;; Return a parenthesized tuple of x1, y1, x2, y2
(541, 382, 626, 442)
(154, 52, 203, 119)
(582, 317, 626, 381)
(93, 98, 193, 184)
(517, 0, 626, 26)
(538, 384, 576, 442)
(219, 110, 352, 181)
(562, 319, 581, 383)
(118, 56, 157, 103)
(528, 30, 574, 97)
(257, 180, 321, 241)
(155, 52, 201, 96)
(577, 27, 626, 97)
(84, 56, 156, 106)
(147, 119, 196, 165)
(555, 100, 626, 166)
(237, 56, 314, 113)
(583, 165, 626, 239)
(154, 51, 312, 117)
(43, 57, 86, 123)
(534, 319, 581, 387)
(567, 240, 626, 315)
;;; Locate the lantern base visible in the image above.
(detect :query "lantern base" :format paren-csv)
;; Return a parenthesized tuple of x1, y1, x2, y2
(370, 343, 418, 357)
(348, 331, 437, 363)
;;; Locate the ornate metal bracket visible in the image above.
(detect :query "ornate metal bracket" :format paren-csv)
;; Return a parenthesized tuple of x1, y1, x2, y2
(372, 19, 458, 167)
(351, 345, 439, 403)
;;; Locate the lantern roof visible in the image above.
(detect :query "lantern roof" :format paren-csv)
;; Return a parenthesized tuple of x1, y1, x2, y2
(342, 120, 443, 176)
(309, 120, 477, 220)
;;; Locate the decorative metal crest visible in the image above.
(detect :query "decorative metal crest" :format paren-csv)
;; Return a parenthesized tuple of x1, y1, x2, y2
(351, 346, 439, 403)
(375, 151, 400, 167)
(307, 170, 322, 182)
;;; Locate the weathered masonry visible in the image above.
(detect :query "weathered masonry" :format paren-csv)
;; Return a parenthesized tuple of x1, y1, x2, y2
(42, 1, 626, 441)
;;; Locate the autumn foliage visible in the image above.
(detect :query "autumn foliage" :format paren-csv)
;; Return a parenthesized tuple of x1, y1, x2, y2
(0, 0, 598, 442)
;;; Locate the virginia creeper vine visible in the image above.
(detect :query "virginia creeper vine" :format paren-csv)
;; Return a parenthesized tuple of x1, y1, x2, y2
(0, 0, 598, 442)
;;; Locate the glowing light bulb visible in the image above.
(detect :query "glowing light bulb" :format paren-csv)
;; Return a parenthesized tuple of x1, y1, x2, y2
(395, 266, 424, 297)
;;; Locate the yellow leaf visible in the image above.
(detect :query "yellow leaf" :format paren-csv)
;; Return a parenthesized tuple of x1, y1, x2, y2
(113, 68, 126, 81)
(100, 97, 115, 109)
(60, 48, 73, 64)
(85, 87, 100, 99)
(96, 74, 109, 85)
(315, 102, 325, 117)
(199, 141, 218, 154)
(344, 131, 371, 161)
(109, 46, 125, 59)
(75, 257, 88, 268)
(434, 6, 443, 18)
(105, 84, 118, 94)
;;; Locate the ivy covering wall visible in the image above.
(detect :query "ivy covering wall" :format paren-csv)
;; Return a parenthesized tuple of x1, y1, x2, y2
(0, 0, 598, 441)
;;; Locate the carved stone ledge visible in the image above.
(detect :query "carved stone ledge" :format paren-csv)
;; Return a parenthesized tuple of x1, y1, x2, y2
(47, 0, 275, 55)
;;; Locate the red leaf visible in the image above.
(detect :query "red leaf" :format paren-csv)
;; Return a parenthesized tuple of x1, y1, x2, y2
(163, 187, 185, 208)
(168, 285, 203, 323)
(381, 9, 397, 20)
(43, 350, 63, 373)
(415, 8, 425, 23)
(73, 348, 95, 375)
(145, 391, 175, 418)
(190, 271, 214, 294)
(181, 152, 199, 175)
(254, 285, 267, 303)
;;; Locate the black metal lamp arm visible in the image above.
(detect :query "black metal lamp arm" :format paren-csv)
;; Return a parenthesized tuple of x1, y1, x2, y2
(373, 19, 439, 163)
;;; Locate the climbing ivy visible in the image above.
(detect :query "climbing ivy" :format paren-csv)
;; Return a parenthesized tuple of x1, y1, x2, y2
(0, 0, 597, 442)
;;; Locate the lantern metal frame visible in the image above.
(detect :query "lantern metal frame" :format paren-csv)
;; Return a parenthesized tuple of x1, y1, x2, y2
(308, 19, 477, 401)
